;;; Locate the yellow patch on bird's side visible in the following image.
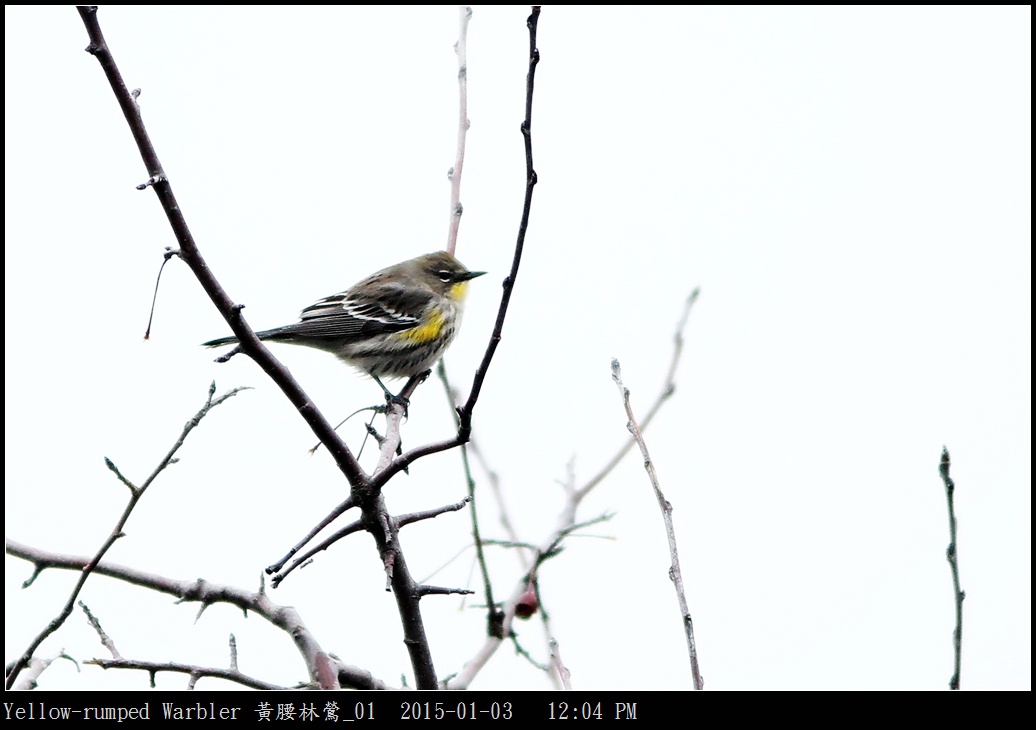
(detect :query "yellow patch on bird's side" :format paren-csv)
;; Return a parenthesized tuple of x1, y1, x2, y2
(401, 309, 445, 343)
(449, 281, 470, 301)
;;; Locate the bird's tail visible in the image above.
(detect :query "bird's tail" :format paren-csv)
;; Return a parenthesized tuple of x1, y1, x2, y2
(201, 334, 240, 348)
(202, 326, 298, 349)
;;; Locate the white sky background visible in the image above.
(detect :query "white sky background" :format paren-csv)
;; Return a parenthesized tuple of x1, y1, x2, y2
(4, 6, 1030, 692)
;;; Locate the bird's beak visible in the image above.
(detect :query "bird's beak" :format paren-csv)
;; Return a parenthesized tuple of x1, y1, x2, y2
(459, 270, 487, 282)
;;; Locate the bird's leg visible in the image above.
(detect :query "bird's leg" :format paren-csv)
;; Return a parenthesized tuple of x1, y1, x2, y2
(371, 373, 410, 417)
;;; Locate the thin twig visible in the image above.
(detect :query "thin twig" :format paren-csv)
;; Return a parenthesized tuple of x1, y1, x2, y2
(269, 517, 366, 589)
(80, 601, 122, 660)
(436, 361, 502, 636)
(396, 497, 472, 527)
(265, 496, 357, 576)
(143, 247, 180, 339)
(611, 359, 703, 690)
(577, 289, 699, 500)
(940, 446, 964, 690)
(418, 585, 476, 597)
(85, 657, 287, 691)
(549, 639, 572, 689)
(271, 498, 472, 590)
(446, 6, 473, 255)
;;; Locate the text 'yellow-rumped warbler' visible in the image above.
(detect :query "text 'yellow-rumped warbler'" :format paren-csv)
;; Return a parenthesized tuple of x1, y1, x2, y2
(203, 251, 485, 379)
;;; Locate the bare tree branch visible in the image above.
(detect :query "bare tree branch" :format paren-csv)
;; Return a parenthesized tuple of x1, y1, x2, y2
(446, 6, 473, 255)
(436, 361, 503, 637)
(85, 657, 287, 691)
(444, 282, 697, 689)
(577, 288, 699, 500)
(7, 540, 347, 690)
(611, 359, 703, 690)
(65, 5, 543, 691)
(5, 383, 246, 689)
(265, 495, 357, 576)
(71, 7, 509, 689)
(75, 5, 367, 490)
(8, 652, 78, 692)
(940, 446, 965, 690)
(549, 638, 572, 689)
(373, 5, 542, 488)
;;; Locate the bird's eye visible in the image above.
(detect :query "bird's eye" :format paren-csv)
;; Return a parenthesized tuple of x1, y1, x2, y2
(437, 270, 453, 282)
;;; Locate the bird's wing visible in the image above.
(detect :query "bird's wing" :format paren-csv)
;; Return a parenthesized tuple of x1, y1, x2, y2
(277, 280, 432, 341)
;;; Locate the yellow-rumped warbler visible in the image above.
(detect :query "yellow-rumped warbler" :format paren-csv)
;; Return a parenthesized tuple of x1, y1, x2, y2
(203, 251, 485, 379)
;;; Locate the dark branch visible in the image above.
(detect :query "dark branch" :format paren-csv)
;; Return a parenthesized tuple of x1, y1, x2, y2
(396, 497, 471, 527)
(265, 495, 357, 576)
(940, 446, 965, 690)
(269, 517, 365, 589)
(75, 5, 367, 492)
